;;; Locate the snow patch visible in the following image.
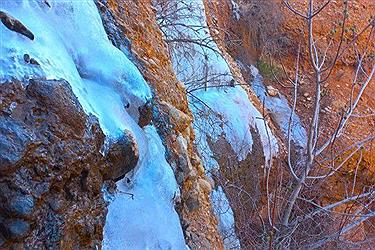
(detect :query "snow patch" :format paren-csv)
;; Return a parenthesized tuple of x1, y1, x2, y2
(159, 0, 233, 91)
(158, 0, 278, 162)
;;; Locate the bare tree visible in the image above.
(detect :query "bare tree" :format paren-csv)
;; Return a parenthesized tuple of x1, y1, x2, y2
(156, 0, 375, 248)
(154, 0, 238, 93)
(209, 0, 375, 249)
(239, 0, 375, 248)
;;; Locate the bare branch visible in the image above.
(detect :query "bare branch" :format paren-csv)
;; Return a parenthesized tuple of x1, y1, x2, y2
(282, 0, 308, 19)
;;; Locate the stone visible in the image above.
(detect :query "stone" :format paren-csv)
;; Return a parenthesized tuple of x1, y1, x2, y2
(190, 153, 201, 167)
(206, 176, 216, 191)
(175, 172, 185, 186)
(22, 54, 40, 66)
(185, 193, 200, 212)
(9, 195, 35, 216)
(159, 101, 192, 132)
(196, 163, 205, 175)
(27, 79, 86, 135)
(172, 134, 195, 184)
(176, 134, 188, 152)
(105, 129, 139, 181)
(187, 231, 212, 249)
(23, 54, 30, 63)
(6, 219, 30, 239)
(138, 99, 153, 127)
(29, 58, 40, 66)
(0, 117, 33, 173)
(176, 135, 193, 173)
(229, 79, 235, 87)
(172, 191, 182, 205)
(48, 195, 66, 213)
(266, 85, 279, 97)
(0, 11, 34, 40)
(178, 155, 192, 175)
(198, 178, 212, 194)
(44, 0, 51, 8)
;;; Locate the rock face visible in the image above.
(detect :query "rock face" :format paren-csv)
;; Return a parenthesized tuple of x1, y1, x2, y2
(0, 79, 106, 249)
(96, 0, 224, 248)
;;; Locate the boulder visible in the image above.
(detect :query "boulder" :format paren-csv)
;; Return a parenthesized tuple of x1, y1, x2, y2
(5, 219, 30, 239)
(175, 135, 193, 182)
(138, 99, 153, 127)
(198, 178, 212, 194)
(9, 195, 35, 216)
(105, 130, 139, 181)
(185, 193, 200, 212)
(184, 184, 201, 212)
(266, 85, 279, 97)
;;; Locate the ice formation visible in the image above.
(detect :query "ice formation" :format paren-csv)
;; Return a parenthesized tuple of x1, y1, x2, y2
(1, 0, 186, 249)
(248, 65, 307, 148)
(158, 0, 278, 248)
(103, 126, 187, 250)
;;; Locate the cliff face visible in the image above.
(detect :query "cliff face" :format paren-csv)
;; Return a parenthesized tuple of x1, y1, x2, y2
(0, 79, 106, 249)
(4, 0, 372, 249)
(1, 0, 227, 248)
(1, 0, 167, 248)
(217, 0, 375, 158)
(206, 0, 374, 165)
(97, 0, 224, 248)
(208, 0, 375, 247)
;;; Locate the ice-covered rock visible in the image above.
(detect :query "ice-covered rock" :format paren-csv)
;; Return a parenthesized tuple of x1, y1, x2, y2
(0, 79, 106, 248)
(1, 0, 187, 249)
